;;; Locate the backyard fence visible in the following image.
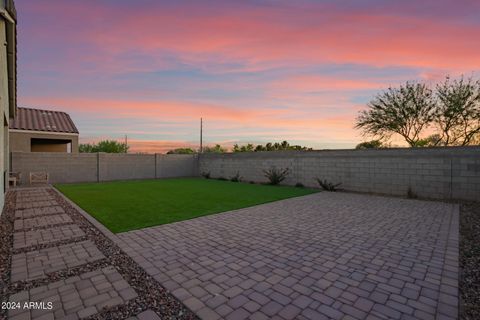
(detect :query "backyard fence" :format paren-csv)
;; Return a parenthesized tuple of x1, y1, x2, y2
(10, 147, 480, 201)
(11, 152, 198, 185)
(199, 146, 480, 201)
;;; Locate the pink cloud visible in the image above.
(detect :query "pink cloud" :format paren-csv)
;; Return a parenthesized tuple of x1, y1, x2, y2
(21, 2, 480, 74)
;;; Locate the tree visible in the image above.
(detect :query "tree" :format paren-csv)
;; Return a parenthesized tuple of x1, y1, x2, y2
(355, 82, 436, 147)
(167, 148, 195, 154)
(412, 134, 443, 147)
(233, 143, 254, 152)
(434, 76, 480, 146)
(202, 144, 226, 153)
(79, 143, 97, 153)
(248, 141, 312, 152)
(355, 140, 384, 149)
(79, 140, 129, 153)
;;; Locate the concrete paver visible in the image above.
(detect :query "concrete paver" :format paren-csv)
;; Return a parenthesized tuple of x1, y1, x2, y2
(15, 206, 66, 220)
(118, 192, 459, 320)
(11, 240, 105, 282)
(14, 214, 73, 231)
(8, 267, 137, 320)
(7, 188, 135, 320)
(13, 225, 85, 250)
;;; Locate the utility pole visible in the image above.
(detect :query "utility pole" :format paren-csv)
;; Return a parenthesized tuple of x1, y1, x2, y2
(200, 118, 203, 153)
(125, 135, 128, 153)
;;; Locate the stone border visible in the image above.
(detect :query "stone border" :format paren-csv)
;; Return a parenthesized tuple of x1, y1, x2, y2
(0, 191, 16, 320)
(52, 187, 118, 243)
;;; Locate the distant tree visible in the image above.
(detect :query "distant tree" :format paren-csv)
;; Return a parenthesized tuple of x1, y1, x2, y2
(233, 143, 255, 152)
(167, 148, 195, 154)
(79, 143, 97, 153)
(434, 76, 480, 146)
(412, 134, 443, 147)
(239, 141, 312, 152)
(355, 82, 436, 147)
(79, 140, 129, 153)
(202, 144, 226, 153)
(355, 140, 384, 149)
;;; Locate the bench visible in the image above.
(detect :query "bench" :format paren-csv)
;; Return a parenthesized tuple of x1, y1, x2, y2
(29, 172, 49, 185)
(9, 172, 22, 187)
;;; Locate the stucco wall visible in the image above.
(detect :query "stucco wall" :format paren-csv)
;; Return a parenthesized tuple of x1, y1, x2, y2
(10, 131, 79, 153)
(199, 147, 480, 201)
(11, 152, 198, 185)
(0, 18, 10, 209)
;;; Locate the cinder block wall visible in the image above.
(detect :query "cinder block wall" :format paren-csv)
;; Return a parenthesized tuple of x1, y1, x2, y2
(11, 152, 198, 184)
(199, 147, 480, 201)
(11, 152, 98, 184)
(156, 154, 199, 178)
(99, 153, 155, 182)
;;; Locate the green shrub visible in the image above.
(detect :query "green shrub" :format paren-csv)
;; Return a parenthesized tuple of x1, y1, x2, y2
(217, 177, 227, 181)
(316, 178, 341, 191)
(201, 171, 211, 179)
(230, 172, 242, 182)
(295, 182, 304, 188)
(263, 167, 290, 185)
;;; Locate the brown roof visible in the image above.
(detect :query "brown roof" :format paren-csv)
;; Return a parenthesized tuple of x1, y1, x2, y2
(9, 107, 79, 134)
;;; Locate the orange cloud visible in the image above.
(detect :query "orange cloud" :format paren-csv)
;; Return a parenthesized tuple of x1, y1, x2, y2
(20, 97, 283, 123)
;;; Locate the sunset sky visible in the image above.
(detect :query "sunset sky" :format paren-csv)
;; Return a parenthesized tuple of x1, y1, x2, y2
(17, 0, 480, 153)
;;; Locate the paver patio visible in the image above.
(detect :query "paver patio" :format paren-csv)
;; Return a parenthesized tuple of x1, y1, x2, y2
(117, 192, 459, 320)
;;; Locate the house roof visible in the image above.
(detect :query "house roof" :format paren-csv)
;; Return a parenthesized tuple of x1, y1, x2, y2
(9, 107, 79, 134)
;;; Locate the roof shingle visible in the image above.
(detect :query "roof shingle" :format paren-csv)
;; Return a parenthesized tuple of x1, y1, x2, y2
(9, 107, 79, 134)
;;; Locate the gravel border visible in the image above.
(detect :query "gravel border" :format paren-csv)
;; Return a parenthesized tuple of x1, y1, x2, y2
(460, 202, 480, 320)
(0, 191, 16, 320)
(0, 188, 198, 320)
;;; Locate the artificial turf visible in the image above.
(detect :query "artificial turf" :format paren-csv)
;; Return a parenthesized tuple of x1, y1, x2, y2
(56, 178, 317, 233)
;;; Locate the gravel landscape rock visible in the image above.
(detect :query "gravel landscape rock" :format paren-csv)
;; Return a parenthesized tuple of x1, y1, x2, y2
(460, 202, 480, 320)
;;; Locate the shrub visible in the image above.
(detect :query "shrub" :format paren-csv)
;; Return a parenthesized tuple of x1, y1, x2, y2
(316, 178, 341, 191)
(295, 182, 304, 188)
(217, 176, 227, 181)
(407, 187, 418, 199)
(201, 171, 211, 179)
(263, 167, 290, 185)
(230, 171, 242, 182)
(249, 181, 255, 184)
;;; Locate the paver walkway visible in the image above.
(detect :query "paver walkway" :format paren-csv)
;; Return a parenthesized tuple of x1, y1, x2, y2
(4, 188, 166, 320)
(117, 192, 459, 320)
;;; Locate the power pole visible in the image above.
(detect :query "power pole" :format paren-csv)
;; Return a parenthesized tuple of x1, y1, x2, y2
(200, 118, 203, 153)
(125, 135, 128, 153)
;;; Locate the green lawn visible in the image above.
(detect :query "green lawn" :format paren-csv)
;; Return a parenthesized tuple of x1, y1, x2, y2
(56, 178, 317, 233)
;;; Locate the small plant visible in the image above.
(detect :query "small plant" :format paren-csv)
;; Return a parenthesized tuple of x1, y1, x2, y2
(295, 182, 304, 188)
(316, 178, 341, 191)
(201, 171, 211, 179)
(217, 176, 227, 181)
(249, 181, 255, 184)
(263, 167, 290, 185)
(230, 171, 242, 182)
(407, 187, 418, 199)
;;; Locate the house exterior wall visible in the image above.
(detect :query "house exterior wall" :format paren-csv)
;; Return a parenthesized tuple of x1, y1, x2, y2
(0, 16, 12, 210)
(199, 147, 480, 201)
(9, 131, 79, 153)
